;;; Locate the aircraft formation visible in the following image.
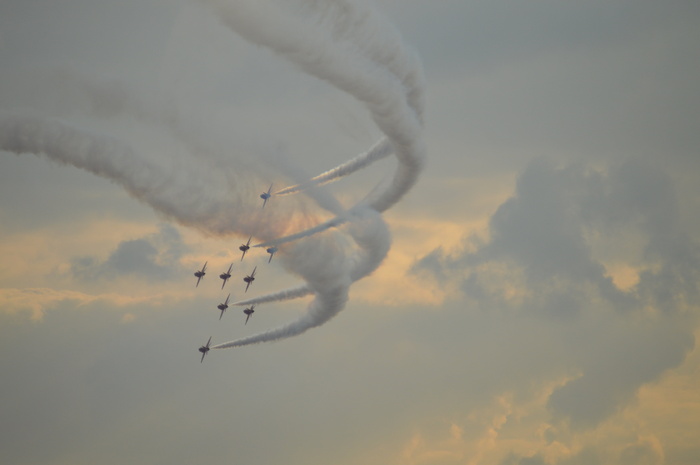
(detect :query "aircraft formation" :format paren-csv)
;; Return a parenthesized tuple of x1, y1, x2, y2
(195, 185, 276, 362)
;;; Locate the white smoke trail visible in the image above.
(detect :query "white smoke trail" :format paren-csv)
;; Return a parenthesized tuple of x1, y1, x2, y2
(214, 285, 350, 348)
(0, 114, 395, 350)
(200, 0, 426, 245)
(254, 214, 346, 248)
(272, 0, 427, 195)
(198, 0, 425, 348)
(0, 114, 262, 236)
(214, 206, 389, 348)
(214, 227, 355, 348)
(233, 284, 312, 307)
(298, 0, 426, 121)
(2, 0, 425, 350)
(274, 137, 393, 196)
(198, 0, 426, 213)
(233, 204, 391, 310)
(273, 0, 428, 197)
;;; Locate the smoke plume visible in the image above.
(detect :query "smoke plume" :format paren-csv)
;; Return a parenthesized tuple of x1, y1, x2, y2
(0, 0, 425, 349)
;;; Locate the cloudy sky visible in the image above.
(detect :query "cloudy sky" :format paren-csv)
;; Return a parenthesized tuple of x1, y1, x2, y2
(1, 1, 700, 464)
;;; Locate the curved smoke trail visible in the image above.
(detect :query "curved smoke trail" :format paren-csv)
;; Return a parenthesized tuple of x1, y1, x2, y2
(198, 0, 426, 211)
(232, 284, 312, 307)
(1, 0, 425, 350)
(0, 115, 209, 227)
(274, 0, 427, 197)
(0, 113, 281, 238)
(191, 0, 425, 349)
(232, 205, 391, 309)
(274, 137, 393, 196)
(302, 0, 426, 119)
(214, 206, 390, 348)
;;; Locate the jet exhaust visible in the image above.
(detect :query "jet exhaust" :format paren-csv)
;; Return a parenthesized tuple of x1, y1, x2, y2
(0, 0, 425, 350)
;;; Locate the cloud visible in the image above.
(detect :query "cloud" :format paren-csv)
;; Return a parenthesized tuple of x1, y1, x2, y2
(499, 454, 546, 465)
(411, 158, 700, 431)
(546, 321, 694, 429)
(70, 223, 187, 281)
(414, 158, 700, 314)
(501, 435, 663, 465)
(619, 437, 664, 465)
(0, 286, 168, 321)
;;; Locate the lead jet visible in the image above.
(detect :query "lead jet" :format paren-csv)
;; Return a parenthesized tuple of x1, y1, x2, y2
(217, 294, 231, 320)
(243, 304, 256, 325)
(194, 261, 207, 287)
(219, 263, 233, 289)
(198, 337, 212, 362)
(260, 183, 273, 208)
(266, 246, 278, 263)
(243, 266, 257, 292)
(239, 236, 252, 261)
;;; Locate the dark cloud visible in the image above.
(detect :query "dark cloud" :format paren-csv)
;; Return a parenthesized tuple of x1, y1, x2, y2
(71, 223, 187, 281)
(414, 158, 700, 314)
(412, 158, 700, 428)
(547, 322, 694, 429)
(587, 160, 700, 315)
(619, 438, 663, 465)
(477, 160, 609, 284)
(414, 160, 631, 317)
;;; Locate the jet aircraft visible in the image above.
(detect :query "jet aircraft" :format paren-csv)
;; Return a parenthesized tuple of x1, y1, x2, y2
(217, 294, 231, 320)
(260, 183, 273, 208)
(194, 262, 207, 287)
(219, 263, 233, 289)
(243, 305, 256, 325)
(198, 336, 212, 362)
(239, 236, 252, 261)
(266, 246, 278, 263)
(243, 266, 257, 292)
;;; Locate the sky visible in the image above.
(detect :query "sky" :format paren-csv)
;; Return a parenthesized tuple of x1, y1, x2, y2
(1, 1, 700, 464)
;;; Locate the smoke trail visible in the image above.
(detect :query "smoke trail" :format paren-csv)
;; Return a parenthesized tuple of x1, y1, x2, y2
(233, 205, 390, 310)
(198, 0, 426, 212)
(299, 0, 426, 122)
(273, 0, 428, 197)
(214, 206, 389, 348)
(0, 115, 393, 350)
(214, 227, 356, 349)
(200, 0, 427, 247)
(2, 0, 426, 350)
(233, 284, 312, 307)
(198, 0, 425, 348)
(254, 214, 346, 248)
(274, 137, 393, 196)
(0, 114, 259, 236)
(214, 285, 349, 348)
